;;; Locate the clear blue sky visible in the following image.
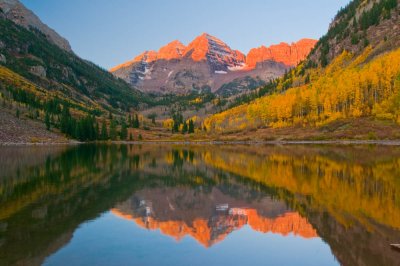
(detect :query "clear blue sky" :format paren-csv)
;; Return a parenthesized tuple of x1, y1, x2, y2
(21, 0, 350, 69)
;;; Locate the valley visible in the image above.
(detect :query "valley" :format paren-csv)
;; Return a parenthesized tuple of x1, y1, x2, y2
(2, 1, 400, 265)
(0, 0, 400, 144)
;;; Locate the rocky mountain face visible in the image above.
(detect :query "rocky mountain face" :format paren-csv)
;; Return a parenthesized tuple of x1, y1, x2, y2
(184, 33, 246, 72)
(309, 0, 400, 66)
(247, 39, 318, 68)
(111, 34, 317, 95)
(0, 0, 72, 52)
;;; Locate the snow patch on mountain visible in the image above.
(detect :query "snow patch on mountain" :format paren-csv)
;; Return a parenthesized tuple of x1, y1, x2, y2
(228, 63, 246, 71)
(215, 70, 227, 74)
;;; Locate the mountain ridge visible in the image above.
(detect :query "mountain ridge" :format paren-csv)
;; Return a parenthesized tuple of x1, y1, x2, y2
(0, 0, 72, 52)
(111, 34, 317, 72)
(247, 38, 318, 68)
(110, 34, 317, 95)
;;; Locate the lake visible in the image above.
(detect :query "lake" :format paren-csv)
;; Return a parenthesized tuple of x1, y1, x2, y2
(0, 144, 399, 266)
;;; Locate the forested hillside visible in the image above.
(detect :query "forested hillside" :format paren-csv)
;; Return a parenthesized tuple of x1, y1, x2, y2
(203, 0, 400, 136)
(0, 13, 150, 111)
(0, 6, 155, 142)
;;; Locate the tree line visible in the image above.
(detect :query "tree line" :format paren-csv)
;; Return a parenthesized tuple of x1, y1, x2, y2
(171, 112, 195, 134)
(56, 106, 143, 141)
(3, 81, 146, 141)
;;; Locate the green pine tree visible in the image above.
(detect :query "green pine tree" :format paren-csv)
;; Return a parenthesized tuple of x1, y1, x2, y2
(110, 120, 117, 140)
(148, 113, 157, 124)
(45, 112, 51, 130)
(60, 104, 70, 134)
(95, 122, 100, 140)
(134, 114, 140, 128)
(120, 121, 128, 140)
(101, 120, 108, 140)
(188, 119, 194, 134)
(173, 121, 179, 133)
(182, 121, 188, 134)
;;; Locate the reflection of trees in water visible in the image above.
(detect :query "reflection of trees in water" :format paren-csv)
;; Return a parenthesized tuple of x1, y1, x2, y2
(0, 145, 145, 266)
(201, 145, 400, 230)
(198, 145, 400, 266)
(0, 144, 399, 266)
(170, 149, 194, 168)
(0, 146, 66, 181)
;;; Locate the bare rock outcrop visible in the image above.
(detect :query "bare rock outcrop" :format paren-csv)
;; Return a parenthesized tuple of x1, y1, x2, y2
(0, 0, 72, 52)
(0, 54, 6, 64)
(246, 39, 318, 68)
(29, 65, 46, 78)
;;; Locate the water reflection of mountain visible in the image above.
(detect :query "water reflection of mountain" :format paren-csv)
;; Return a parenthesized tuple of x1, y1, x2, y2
(111, 186, 317, 247)
(0, 144, 399, 266)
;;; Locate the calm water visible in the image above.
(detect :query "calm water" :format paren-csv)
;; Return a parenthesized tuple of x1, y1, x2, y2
(0, 144, 399, 266)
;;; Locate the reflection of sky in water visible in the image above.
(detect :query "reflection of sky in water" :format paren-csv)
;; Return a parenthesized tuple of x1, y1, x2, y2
(44, 212, 338, 266)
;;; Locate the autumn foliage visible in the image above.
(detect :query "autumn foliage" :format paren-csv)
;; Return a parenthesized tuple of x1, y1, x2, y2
(204, 47, 400, 132)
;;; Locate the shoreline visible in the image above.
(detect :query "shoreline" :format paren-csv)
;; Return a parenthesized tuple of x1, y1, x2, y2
(2, 139, 400, 146)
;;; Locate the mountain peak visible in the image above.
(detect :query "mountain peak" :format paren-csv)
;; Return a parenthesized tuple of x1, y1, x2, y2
(167, 39, 185, 46)
(199, 32, 213, 38)
(0, 0, 72, 52)
(183, 33, 245, 70)
(183, 33, 215, 61)
(134, 50, 158, 63)
(109, 50, 157, 72)
(158, 40, 186, 60)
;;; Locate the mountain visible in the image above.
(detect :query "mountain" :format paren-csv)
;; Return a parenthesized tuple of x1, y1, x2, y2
(0, 0, 71, 52)
(0, 0, 152, 143)
(184, 33, 246, 71)
(0, 3, 149, 110)
(309, 0, 400, 67)
(111, 34, 317, 95)
(203, 0, 400, 138)
(246, 39, 319, 68)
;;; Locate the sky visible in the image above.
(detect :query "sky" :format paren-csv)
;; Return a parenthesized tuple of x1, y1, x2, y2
(21, 0, 350, 69)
